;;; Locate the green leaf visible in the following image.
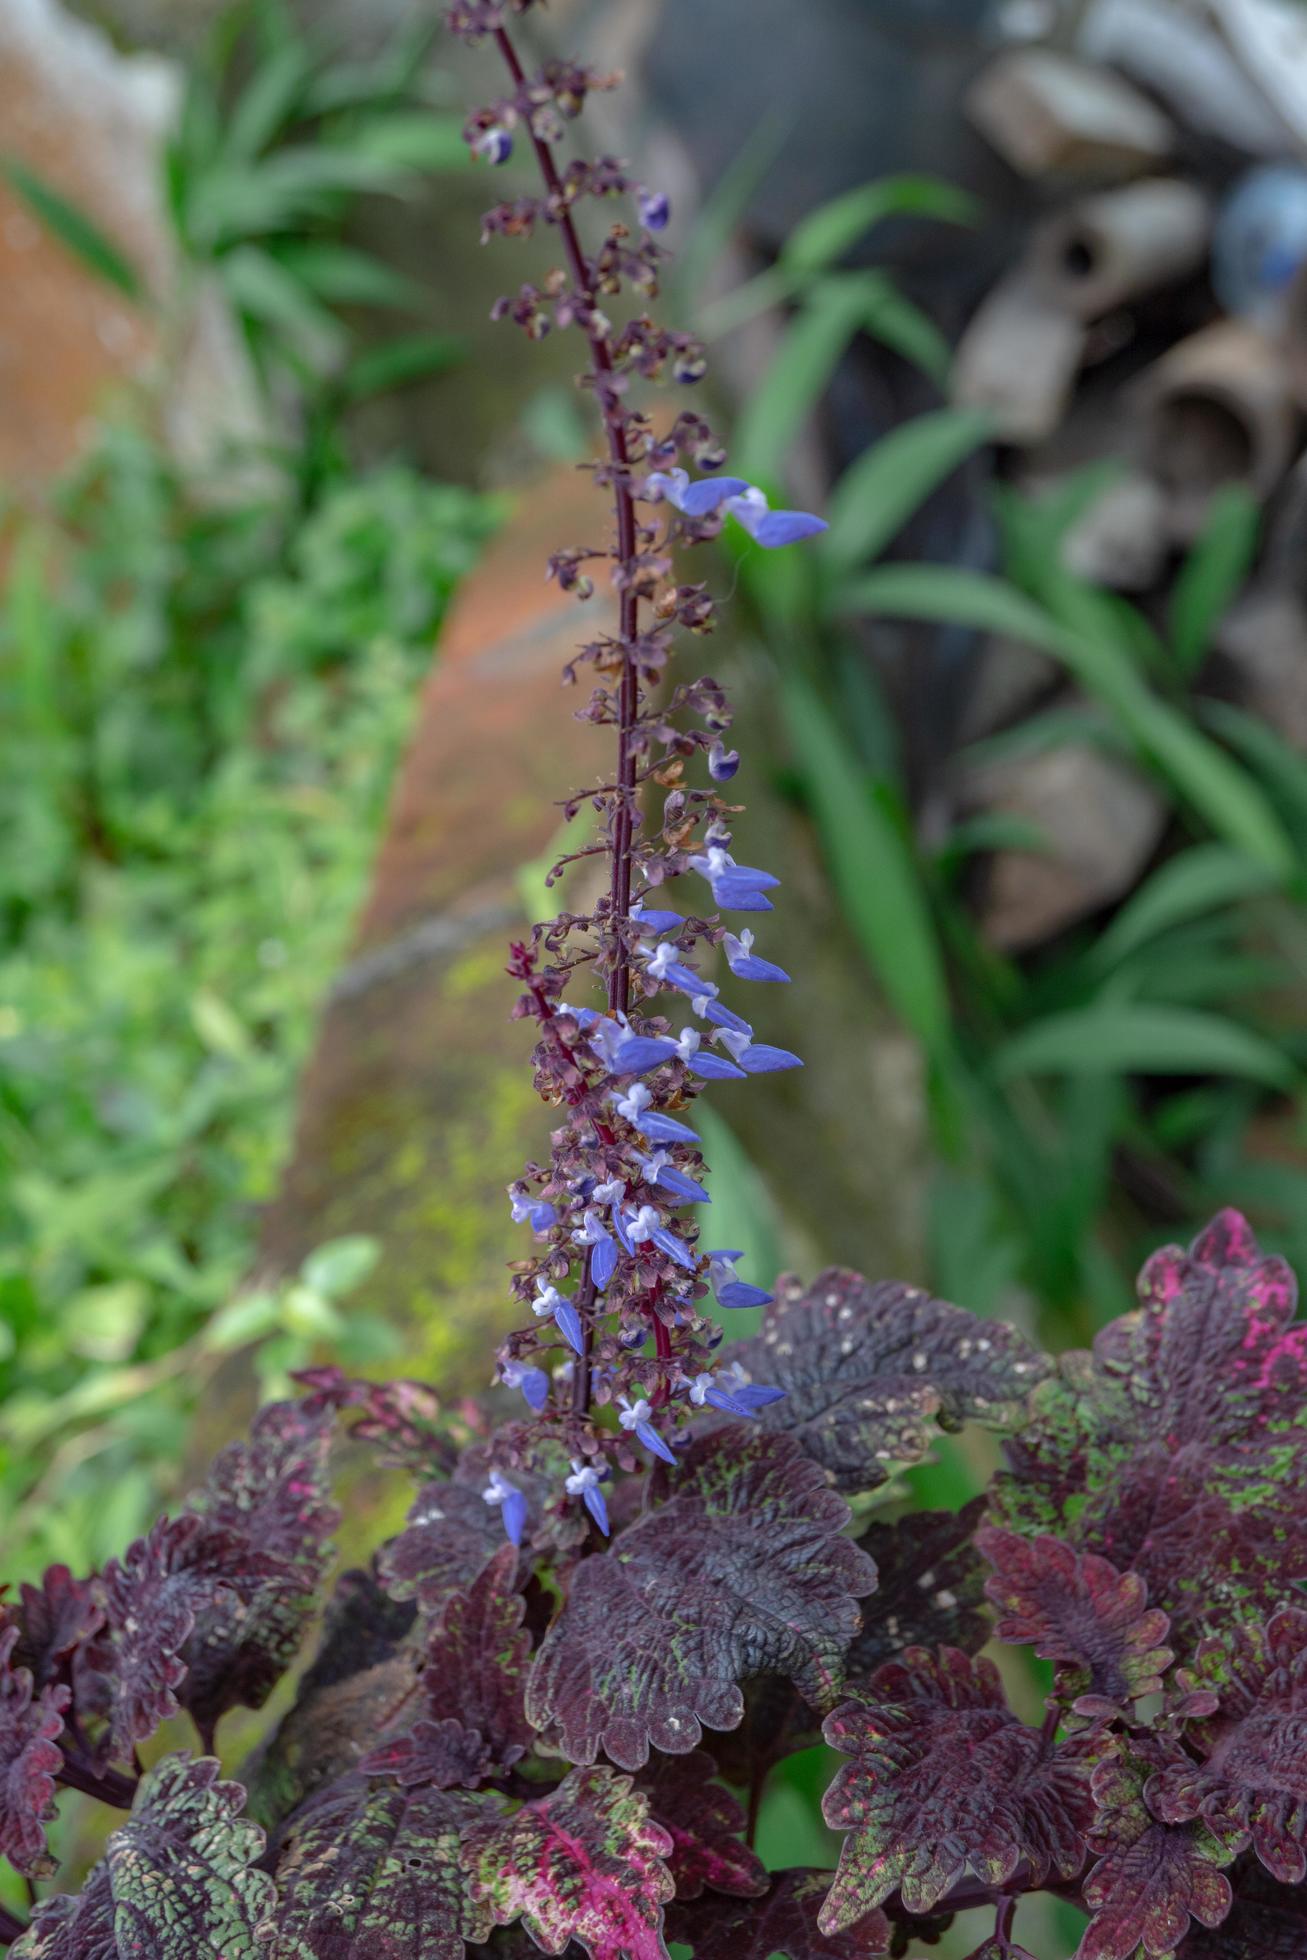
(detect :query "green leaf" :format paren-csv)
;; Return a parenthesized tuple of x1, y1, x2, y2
(736, 274, 887, 483)
(1169, 484, 1261, 679)
(0, 157, 141, 300)
(221, 244, 347, 370)
(1093, 844, 1284, 969)
(842, 566, 1296, 875)
(272, 240, 419, 308)
(823, 408, 993, 576)
(677, 111, 791, 309)
(300, 1234, 379, 1298)
(340, 330, 466, 399)
(340, 110, 468, 174)
(185, 148, 402, 251)
(1202, 700, 1307, 841)
(781, 672, 951, 1059)
(995, 1003, 1295, 1088)
(224, 40, 313, 160)
(857, 279, 954, 386)
(782, 173, 978, 274)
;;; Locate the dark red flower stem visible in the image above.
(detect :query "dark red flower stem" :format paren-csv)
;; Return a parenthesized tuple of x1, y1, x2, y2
(493, 21, 643, 1421)
(0, 1903, 28, 1946)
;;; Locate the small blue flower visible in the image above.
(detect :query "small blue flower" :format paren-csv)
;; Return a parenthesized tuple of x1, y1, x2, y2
(688, 844, 780, 913)
(716, 1027, 803, 1073)
(708, 740, 740, 782)
(501, 1359, 550, 1413)
(723, 930, 790, 984)
(482, 1468, 528, 1545)
(613, 1080, 654, 1124)
(637, 188, 671, 231)
(533, 1279, 584, 1354)
(695, 997, 753, 1036)
(565, 1457, 610, 1534)
(611, 1034, 679, 1075)
(638, 939, 714, 996)
(573, 1207, 618, 1289)
(630, 900, 685, 934)
(617, 1393, 678, 1463)
(644, 469, 827, 548)
(646, 468, 750, 516)
(508, 1188, 558, 1232)
(640, 1148, 710, 1203)
(474, 125, 513, 166)
(635, 1110, 701, 1146)
(670, 1025, 745, 1082)
(708, 1250, 774, 1311)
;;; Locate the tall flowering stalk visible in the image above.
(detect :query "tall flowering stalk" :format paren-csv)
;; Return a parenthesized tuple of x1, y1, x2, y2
(448, 0, 827, 1539)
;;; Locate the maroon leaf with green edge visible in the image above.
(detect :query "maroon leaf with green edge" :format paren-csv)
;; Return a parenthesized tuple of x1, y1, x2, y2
(0, 1626, 68, 1878)
(730, 1269, 1050, 1493)
(978, 1527, 1173, 1719)
(1178, 1859, 1307, 1956)
(180, 1399, 340, 1741)
(296, 1367, 457, 1477)
(94, 1514, 284, 1757)
(1081, 1744, 1238, 1960)
(847, 1500, 989, 1679)
(10, 1754, 273, 1960)
(636, 1749, 767, 1900)
(7, 1566, 103, 1692)
(1148, 1607, 1307, 1882)
(360, 1716, 492, 1790)
(666, 1868, 890, 1958)
(526, 1430, 875, 1770)
(419, 1544, 533, 1770)
(994, 1211, 1307, 1653)
(819, 1647, 1094, 1928)
(271, 1769, 490, 1958)
(461, 1763, 675, 1960)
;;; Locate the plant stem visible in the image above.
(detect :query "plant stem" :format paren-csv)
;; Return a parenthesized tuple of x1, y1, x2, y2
(0, 1904, 28, 1946)
(493, 22, 643, 1421)
(56, 1749, 139, 1809)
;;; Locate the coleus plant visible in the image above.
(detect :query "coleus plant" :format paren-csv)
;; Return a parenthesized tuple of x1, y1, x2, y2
(3, 8, 1307, 1960)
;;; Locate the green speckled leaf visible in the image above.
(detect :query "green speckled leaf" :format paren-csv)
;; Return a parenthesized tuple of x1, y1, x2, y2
(12, 1754, 272, 1960)
(637, 1749, 767, 1900)
(820, 1647, 1093, 1927)
(1082, 1745, 1237, 1960)
(732, 1269, 1050, 1493)
(461, 1764, 673, 1960)
(994, 1211, 1307, 1653)
(273, 1769, 490, 1958)
(666, 1868, 890, 1958)
(526, 1430, 875, 1770)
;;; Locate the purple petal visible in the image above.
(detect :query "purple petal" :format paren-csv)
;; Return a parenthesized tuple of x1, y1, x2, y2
(710, 1248, 745, 1261)
(753, 509, 828, 548)
(717, 1280, 775, 1310)
(502, 1489, 528, 1545)
(699, 1000, 753, 1035)
(704, 1386, 755, 1418)
(716, 863, 779, 890)
(712, 884, 775, 913)
(689, 1051, 747, 1081)
(636, 1112, 701, 1146)
(631, 907, 684, 933)
(636, 1420, 678, 1465)
(637, 189, 671, 231)
(739, 1044, 804, 1073)
(708, 741, 740, 782)
(730, 955, 791, 983)
(592, 1236, 618, 1290)
(583, 1484, 610, 1535)
(651, 1226, 696, 1269)
(612, 1035, 679, 1074)
(656, 1166, 710, 1203)
(661, 960, 711, 995)
(520, 1368, 550, 1413)
(554, 1299, 585, 1355)
(732, 1383, 786, 1411)
(611, 1207, 635, 1256)
(527, 1201, 558, 1231)
(678, 476, 750, 517)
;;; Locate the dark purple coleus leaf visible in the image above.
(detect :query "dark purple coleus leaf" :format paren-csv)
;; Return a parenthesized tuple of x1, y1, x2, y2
(272, 1769, 490, 1957)
(379, 1442, 548, 1622)
(995, 1211, 1307, 1653)
(0, 1626, 68, 1879)
(1081, 1744, 1238, 1960)
(819, 1646, 1094, 1929)
(179, 1399, 340, 1741)
(94, 1513, 281, 1758)
(636, 1749, 767, 1901)
(418, 1544, 533, 1772)
(959, 1944, 1038, 1960)
(1177, 1858, 1307, 1956)
(1148, 1607, 1307, 1883)
(847, 1500, 989, 1680)
(729, 1269, 1050, 1493)
(666, 1868, 890, 1958)
(8, 1566, 103, 1693)
(10, 1754, 273, 1960)
(361, 1717, 493, 1791)
(526, 1430, 875, 1770)
(978, 1526, 1173, 1721)
(461, 1763, 674, 1960)
(296, 1366, 457, 1476)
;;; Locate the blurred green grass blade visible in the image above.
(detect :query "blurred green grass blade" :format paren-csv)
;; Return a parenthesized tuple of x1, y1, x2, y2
(222, 244, 347, 369)
(824, 408, 993, 576)
(343, 111, 468, 173)
(677, 110, 790, 308)
(782, 672, 952, 1060)
(996, 1003, 1296, 1088)
(736, 273, 887, 482)
(1169, 484, 1260, 679)
(1, 157, 141, 300)
(1201, 699, 1307, 840)
(1093, 844, 1283, 969)
(782, 173, 979, 274)
(842, 565, 1296, 875)
(341, 331, 466, 399)
(187, 148, 403, 249)
(224, 39, 312, 159)
(858, 279, 954, 385)
(273, 240, 419, 308)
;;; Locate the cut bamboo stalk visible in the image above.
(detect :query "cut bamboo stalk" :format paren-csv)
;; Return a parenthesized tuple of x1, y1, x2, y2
(1032, 179, 1211, 318)
(1140, 319, 1299, 539)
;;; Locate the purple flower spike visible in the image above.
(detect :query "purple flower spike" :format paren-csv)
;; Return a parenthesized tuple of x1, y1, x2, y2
(708, 740, 740, 782)
(482, 1469, 528, 1546)
(723, 485, 828, 549)
(637, 188, 671, 231)
(474, 125, 513, 166)
(723, 930, 790, 983)
(565, 1458, 609, 1535)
